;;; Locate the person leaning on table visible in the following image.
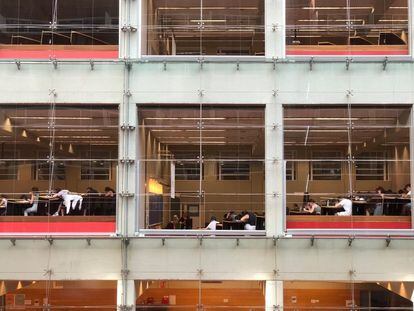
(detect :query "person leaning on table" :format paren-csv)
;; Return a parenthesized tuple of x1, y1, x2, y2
(335, 197, 352, 216)
(240, 210, 257, 230)
(0, 194, 7, 216)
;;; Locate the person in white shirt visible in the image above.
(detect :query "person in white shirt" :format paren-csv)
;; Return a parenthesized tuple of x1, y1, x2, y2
(205, 216, 219, 230)
(335, 198, 353, 216)
(51, 188, 83, 216)
(0, 194, 7, 216)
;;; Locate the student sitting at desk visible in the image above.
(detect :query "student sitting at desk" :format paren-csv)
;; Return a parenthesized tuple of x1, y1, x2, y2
(303, 199, 321, 215)
(0, 194, 7, 216)
(401, 184, 411, 215)
(240, 211, 257, 230)
(205, 216, 219, 230)
(335, 197, 352, 216)
(24, 187, 40, 216)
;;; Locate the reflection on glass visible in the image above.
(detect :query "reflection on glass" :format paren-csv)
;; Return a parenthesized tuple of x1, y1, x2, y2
(286, 0, 409, 55)
(284, 105, 411, 230)
(138, 106, 265, 231)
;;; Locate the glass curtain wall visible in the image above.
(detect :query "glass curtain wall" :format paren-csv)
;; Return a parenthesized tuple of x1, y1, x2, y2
(284, 281, 414, 310)
(0, 104, 118, 234)
(138, 105, 265, 231)
(0, 0, 119, 58)
(136, 280, 265, 310)
(142, 0, 265, 56)
(284, 105, 411, 230)
(0, 280, 116, 310)
(286, 0, 409, 56)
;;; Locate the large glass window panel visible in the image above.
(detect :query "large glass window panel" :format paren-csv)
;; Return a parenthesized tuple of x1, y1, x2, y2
(0, 104, 118, 234)
(284, 281, 413, 310)
(135, 280, 265, 310)
(286, 0, 409, 56)
(284, 105, 412, 231)
(142, 0, 264, 55)
(143, 0, 202, 55)
(0, 0, 118, 59)
(138, 105, 265, 231)
(0, 280, 116, 310)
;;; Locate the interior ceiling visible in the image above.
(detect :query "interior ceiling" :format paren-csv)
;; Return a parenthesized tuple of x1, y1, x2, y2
(284, 107, 410, 147)
(140, 107, 265, 153)
(0, 107, 118, 146)
(151, 0, 264, 42)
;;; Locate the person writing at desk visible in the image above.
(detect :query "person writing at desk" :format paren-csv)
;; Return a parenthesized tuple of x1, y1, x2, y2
(24, 187, 40, 216)
(335, 197, 352, 216)
(303, 199, 321, 215)
(240, 210, 257, 230)
(0, 194, 7, 216)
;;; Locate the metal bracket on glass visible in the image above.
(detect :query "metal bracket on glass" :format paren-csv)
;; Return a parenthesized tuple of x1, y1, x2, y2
(124, 60, 133, 71)
(120, 124, 136, 131)
(272, 57, 278, 70)
(163, 61, 167, 71)
(272, 192, 280, 198)
(10, 239, 16, 246)
(120, 158, 135, 165)
(197, 57, 205, 69)
(271, 123, 280, 130)
(383, 56, 388, 71)
(198, 89, 204, 97)
(349, 269, 356, 277)
(236, 238, 240, 247)
(162, 238, 166, 246)
(236, 61, 240, 71)
(121, 25, 137, 32)
(271, 23, 278, 32)
(273, 235, 279, 246)
(198, 237, 203, 246)
(119, 191, 134, 197)
(50, 58, 58, 70)
(124, 90, 132, 97)
(49, 89, 57, 97)
(118, 305, 133, 311)
(15, 60, 21, 70)
(274, 305, 281, 311)
(86, 238, 92, 246)
(309, 57, 314, 71)
(272, 157, 280, 164)
(197, 268, 203, 275)
(346, 89, 354, 97)
(273, 269, 279, 277)
(121, 269, 130, 278)
(348, 236, 355, 247)
(43, 269, 53, 277)
(345, 57, 352, 71)
(272, 90, 278, 97)
(89, 60, 94, 71)
(386, 235, 391, 247)
(46, 238, 54, 246)
(310, 235, 315, 247)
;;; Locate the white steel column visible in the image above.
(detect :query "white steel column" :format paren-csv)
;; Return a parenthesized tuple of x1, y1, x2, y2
(265, 102, 285, 237)
(265, 0, 286, 59)
(119, 0, 140, 59)
(117, 279, 136, 310)
(266, 281, 283, 311)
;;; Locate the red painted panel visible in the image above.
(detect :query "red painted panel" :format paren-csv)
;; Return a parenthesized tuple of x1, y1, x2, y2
(0, 49, 118, 59)
(0, 222, 116, 234)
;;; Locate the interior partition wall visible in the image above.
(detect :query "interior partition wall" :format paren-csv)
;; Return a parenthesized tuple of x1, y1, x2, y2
(137, 104, 265, 231)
